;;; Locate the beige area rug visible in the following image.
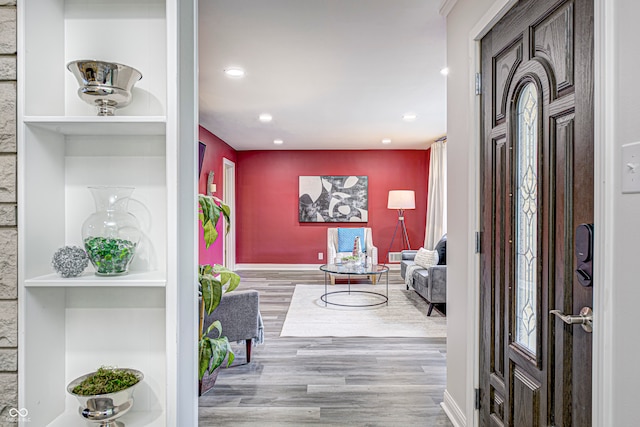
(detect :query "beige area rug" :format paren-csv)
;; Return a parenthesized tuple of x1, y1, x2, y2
(280, 284, 446, 338)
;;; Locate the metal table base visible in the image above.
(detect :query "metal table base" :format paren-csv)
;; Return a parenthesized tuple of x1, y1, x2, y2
(321, 267, 389, 308)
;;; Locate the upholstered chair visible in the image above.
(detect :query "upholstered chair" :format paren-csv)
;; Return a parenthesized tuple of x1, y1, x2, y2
(327, 227, 378, 283)
(203, 290, 262, 364)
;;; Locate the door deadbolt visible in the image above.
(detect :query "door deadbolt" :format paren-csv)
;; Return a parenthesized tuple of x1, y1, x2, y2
(550, 307, 593, 333)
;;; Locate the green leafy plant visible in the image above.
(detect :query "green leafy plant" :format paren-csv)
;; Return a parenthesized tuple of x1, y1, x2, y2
(198, 194, 241, 381)
(199, 194, 231, 247)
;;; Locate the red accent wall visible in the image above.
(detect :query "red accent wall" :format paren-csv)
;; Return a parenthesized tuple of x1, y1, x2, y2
(198, 126, 238, 266)
(236, 150, 430, 264)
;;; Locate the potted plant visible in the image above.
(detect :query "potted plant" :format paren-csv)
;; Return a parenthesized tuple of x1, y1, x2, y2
(198, 194, 240, 394)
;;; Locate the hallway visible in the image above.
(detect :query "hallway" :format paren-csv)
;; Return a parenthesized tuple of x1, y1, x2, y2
(199, 270, 452, 426)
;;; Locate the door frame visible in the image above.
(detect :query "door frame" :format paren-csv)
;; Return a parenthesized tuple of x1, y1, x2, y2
(464, 0, 613, 425)
(222, 157, 236, 270)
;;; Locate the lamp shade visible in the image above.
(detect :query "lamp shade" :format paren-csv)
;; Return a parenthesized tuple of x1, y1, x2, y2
(387, 190, 415, 209)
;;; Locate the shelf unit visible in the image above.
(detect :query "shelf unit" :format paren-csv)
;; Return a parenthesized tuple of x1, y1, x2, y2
(17, 0, 198, 426)
(24, 271, 167, 288)
(23, 116, 167, 136)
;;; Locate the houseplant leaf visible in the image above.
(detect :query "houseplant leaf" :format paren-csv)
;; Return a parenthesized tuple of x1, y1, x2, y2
(197, 194, 240, 385)
(198, 195, 221, 248)
(220, 203, 231, 234)
(198, 338, 213, 379)
(213, 265, 241, 293)
(199, 264, 213, 275)
(199, 321, 236, 378)
(202, 219, 218, 248)
(209, 336, 235, 371)
(200, 273, 222, 315)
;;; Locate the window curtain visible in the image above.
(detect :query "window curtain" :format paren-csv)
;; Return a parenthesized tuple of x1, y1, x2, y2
(424, 139, 447, 249)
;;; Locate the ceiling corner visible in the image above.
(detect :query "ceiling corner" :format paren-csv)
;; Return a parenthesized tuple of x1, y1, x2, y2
(439, 0, 459, 17)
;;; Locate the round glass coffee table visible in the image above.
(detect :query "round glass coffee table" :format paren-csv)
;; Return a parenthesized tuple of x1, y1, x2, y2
(319, 263, 389, 307)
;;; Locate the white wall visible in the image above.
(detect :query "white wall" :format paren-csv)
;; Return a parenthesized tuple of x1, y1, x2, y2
(609, 1, 640, 424)
(444, 0, 640, 425)
(444, 0, 496, 424)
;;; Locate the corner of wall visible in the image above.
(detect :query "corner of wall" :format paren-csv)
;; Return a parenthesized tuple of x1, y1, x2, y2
(0, 0, 18, 416)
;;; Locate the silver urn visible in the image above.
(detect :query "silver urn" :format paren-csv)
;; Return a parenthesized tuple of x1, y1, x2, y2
(67, 369, 144, 427)
(67, 60, 142, 116)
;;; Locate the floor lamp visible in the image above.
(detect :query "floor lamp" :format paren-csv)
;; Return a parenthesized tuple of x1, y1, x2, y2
(385, 190, 415, 263)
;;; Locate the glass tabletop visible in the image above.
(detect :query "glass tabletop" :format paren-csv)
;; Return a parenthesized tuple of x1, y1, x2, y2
(320, 263, 389, 275)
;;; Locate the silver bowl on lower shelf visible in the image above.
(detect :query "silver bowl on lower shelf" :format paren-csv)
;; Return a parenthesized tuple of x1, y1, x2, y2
(67, 60, 142, 116)
(67, 369, 144, 427)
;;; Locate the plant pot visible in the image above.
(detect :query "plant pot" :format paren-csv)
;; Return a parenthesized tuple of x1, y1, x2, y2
(198, 366, 220, 396)
(67, 368, 143, 427)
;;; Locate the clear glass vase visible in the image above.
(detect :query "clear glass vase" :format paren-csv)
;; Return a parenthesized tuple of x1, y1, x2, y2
(81, 186, 141, 276)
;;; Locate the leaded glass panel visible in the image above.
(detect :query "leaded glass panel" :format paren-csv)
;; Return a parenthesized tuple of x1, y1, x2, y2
(515, 83, 538, 354)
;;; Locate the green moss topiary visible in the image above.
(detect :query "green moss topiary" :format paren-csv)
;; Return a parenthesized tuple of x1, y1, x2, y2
(72, 367, 140, 396)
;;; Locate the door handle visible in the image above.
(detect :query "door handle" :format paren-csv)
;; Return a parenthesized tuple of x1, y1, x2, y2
(550, 307, 593, 333)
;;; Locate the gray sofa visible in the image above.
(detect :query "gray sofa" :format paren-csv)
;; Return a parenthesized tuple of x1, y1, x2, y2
(400, 235, 447, 316)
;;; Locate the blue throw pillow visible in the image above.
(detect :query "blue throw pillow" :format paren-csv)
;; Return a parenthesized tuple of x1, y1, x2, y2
(337, 228, 366, 252)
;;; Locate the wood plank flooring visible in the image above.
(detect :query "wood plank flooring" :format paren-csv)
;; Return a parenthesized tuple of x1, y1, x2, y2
(199, 270, 453, 426)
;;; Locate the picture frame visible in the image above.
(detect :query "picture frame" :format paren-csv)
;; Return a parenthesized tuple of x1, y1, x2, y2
(299, 175, 368, 222)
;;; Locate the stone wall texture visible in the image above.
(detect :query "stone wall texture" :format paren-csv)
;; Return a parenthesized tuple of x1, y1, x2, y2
(0, 2, 16, 426)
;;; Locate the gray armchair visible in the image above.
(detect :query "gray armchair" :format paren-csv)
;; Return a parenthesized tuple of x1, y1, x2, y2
(202, 290, 262, 363)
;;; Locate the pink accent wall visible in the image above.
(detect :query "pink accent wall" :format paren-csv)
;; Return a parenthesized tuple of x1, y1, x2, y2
(198, 126, 238, 266)
(236, 150, 430, 264)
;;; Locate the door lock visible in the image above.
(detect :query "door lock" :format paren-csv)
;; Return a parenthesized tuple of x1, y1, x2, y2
(550, 307, 593, 333)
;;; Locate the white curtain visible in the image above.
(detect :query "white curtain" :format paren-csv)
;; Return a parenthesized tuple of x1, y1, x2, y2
(424, 140, 447, 249)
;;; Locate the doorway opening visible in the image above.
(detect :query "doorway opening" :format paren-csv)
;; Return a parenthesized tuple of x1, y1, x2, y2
(222, 158, 236, 271)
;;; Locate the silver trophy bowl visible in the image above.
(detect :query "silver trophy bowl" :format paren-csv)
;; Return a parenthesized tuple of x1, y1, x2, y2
(67, 369, 144, 427)
(67, 60, 142, 116)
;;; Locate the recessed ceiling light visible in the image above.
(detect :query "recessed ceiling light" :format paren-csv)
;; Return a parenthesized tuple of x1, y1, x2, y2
(224, 67, 245, 77)
(273, 139, 284, 145)
(402, 113, 417, 122)
(259, 113, 273, 123)
(440, 67, 449, 76)
(381, 138, 392, 144)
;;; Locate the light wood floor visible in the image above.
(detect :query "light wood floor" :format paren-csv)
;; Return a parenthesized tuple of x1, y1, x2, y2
(198, 270, 453, 426)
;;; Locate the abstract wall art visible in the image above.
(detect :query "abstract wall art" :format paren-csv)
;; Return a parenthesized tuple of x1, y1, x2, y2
(299, 176, 368, 222)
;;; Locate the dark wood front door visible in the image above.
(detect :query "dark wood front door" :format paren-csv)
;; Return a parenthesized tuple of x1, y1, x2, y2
(479, 0, 594, 425)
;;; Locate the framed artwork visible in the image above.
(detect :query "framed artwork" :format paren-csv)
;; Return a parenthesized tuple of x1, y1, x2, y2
(198, 142, 206, 176)
(299, 176, 368, 222)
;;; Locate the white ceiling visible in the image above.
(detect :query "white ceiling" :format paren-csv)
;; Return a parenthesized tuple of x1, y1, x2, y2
(198, 0, 447, 151)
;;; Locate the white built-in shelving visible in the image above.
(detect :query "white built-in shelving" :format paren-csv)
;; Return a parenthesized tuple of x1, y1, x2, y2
(24, 270, 167, 288)
(23, 116, 167, 136)
(18, 0, 197, 425)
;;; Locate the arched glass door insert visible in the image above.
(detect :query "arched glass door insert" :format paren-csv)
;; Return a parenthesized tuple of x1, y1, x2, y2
(514, 82, 538, 354)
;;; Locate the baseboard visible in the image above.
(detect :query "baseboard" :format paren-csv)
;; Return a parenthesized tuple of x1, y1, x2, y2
(441, 390, 467, 427)
(235, 263, 321, 271)
(235, 263, 401, 271)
